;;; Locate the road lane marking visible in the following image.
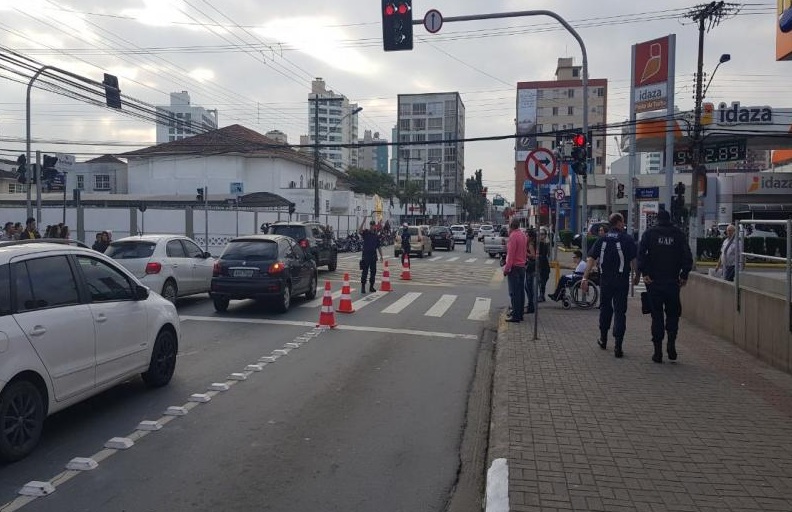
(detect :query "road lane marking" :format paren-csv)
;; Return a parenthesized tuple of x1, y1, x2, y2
(465, 258, 477, 263)
(350, 291, 387, 311)
(425, 294, 457, 317)
(429, 256, 442, 261)
(485, 259, 496, 265)
(381, 292, 421, 314)
(468, 297, 491, 321)
(300, 289, 342, 308)
(446, 257, 459, 262)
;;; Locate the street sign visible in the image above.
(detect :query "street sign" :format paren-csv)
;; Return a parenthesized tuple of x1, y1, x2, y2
(230, 182, 244, 195)
(530, 196, 539, 206)
(525, 148, 558, 185)
(635, 186, 659, 200)
(522, 179, 533, 194)
(554, 188, 566, 201)
(423, 9, 443, 33)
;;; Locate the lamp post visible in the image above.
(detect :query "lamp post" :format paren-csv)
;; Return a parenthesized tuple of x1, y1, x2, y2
(311, 98, 362, 220)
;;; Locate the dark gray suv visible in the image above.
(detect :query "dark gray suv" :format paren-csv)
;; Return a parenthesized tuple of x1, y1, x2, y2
(266, 221, 338, 271)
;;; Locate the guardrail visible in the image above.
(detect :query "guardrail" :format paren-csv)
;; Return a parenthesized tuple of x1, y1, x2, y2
(735, 219, 791, 332)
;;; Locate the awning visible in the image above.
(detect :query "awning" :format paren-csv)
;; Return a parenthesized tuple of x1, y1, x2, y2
(237, 192, 293, 209)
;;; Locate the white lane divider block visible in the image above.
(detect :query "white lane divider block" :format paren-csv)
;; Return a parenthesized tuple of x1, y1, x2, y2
(189, 393, 211, 403)
(105, 437, 134, 450)
(19, 481, 55, 497)
(164, 406, 188, 416)
(228, 372, 248, 381)
(137, 420, 162, 431)
(209, 383, 230, 391)
(66, 457, 99, 471)
(245, 364, 264, 372)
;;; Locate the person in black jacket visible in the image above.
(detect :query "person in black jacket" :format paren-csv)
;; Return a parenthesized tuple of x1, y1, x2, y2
(637, 209, 693, 363)
(18, 217, 40, 240)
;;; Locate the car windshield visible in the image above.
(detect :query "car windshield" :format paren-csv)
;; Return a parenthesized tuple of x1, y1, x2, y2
(268, 225, 306, 241)
(105, 241, 156, 259)
(222, 240, 278, 261)
(450, 226, 464, 232)
(429, 227, 448, 234)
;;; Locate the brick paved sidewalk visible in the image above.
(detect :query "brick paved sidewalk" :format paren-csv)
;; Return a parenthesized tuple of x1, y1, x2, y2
(489, 297, 792, 512)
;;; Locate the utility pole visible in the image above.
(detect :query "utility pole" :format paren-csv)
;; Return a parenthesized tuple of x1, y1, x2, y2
(312, 94, 320, 221)
(685, 1, 736, 253)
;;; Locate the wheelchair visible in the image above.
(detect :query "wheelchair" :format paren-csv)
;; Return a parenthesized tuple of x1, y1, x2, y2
(558, 271, 599, 310)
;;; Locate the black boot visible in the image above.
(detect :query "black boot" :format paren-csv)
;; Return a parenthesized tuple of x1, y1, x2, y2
(597, 334, 607, 350)
(652, 340, 663, 363)
(369, 283, 377, 292)
(614, 339, 624, 358)
(667, 335, 677, 361)
(360, 283, 367, 294)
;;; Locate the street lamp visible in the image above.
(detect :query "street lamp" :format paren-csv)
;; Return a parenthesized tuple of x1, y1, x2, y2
(703, 53, 730, 99)
(312, 99, 362, 219)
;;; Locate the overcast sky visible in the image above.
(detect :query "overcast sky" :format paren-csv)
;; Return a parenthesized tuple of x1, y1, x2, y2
(0, 0, 786, 201)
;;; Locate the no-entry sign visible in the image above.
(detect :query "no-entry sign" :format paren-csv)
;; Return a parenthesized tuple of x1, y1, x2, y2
(525, 148, 558, 185)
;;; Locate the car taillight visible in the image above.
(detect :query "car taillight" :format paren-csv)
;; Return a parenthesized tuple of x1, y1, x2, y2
(145, 262, 162, 274)
(213, 262, 220, 277)
(268, 261, 285, 274)
(299, 239, 309, 248)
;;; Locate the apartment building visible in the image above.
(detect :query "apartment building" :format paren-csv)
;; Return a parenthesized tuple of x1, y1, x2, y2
(155, 91, 218, 144)
(307, 78, 359, 171)
(357, 130, 389, 174)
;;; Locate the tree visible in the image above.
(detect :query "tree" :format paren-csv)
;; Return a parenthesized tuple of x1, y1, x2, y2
(396, 180, 423, 218)
(462, 169, 486, 222)
(345, 167, 395, 197)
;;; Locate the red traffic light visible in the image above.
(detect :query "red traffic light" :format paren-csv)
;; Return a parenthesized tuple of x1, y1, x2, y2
(572, 133, 586, 147)
(397, 2, 409, 14)
(384, 4, 395, 15)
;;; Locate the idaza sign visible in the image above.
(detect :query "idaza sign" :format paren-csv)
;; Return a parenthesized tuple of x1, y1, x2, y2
(715, 101, 773, 125)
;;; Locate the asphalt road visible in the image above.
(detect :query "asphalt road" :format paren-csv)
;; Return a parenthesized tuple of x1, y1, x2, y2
(0, 240, 506, 512)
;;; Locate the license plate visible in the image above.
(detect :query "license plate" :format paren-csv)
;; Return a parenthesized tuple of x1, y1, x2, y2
(232, 269, 254, 277)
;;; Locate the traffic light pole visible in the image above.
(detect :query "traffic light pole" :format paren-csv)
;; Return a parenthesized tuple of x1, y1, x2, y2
(413, 9, 589, 251)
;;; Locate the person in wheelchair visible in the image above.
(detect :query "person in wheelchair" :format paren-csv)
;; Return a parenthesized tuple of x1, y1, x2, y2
(548, 250, 587, 302)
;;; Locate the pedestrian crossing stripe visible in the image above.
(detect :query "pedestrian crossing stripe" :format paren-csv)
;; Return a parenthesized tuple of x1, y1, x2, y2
(484, 259, 495, 265)
(465, 258, 477, 263)
(429, 256, 442, 261)
(468, 297, 491, 321)
(381, 292, 421, 314)
(446, 257, 460, 262)
(425, 294, 456, 317)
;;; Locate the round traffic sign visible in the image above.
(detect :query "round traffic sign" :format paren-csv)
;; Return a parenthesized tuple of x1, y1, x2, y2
(554, 188, 565, 201)
(525, 148, 558, 185)
(423, 9, 443, 33)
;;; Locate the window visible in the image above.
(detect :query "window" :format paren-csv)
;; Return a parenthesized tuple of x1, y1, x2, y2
(106, 241, 156, 259)
(14, 256, 80, 311)
(76, 256, 134, 302)
(444, 147, 457, 162)
(428, 118, 443, 130)
(399, 103, 411, 115)
(444, 100, 456, 114)
(428, 133, 443, 142)
(412, 118, 426, 131)
(399, 119, 410, 131)
(166, 239, 186, 258)
(412, 103, 426, 115)
(595, 156, 603, 166)
(537, 89, 544, 99)
(572, 68, 580, 77)
(567, 106, 574, 116)
(181, 240, 205, 258)
(8, 183, 25, 194)
(597, 87, 605, 97)
(551, 124, 558, 131)
(552, 107, 559, 116)
(0, 264, 9, 316)
(568, 89, 575, 98)
(428, 148, 442, 161)
(536, 124, 543, 133)
(411, 133, 425, 142)
(399, 134, 410, 143)
(94, 174, 110, 190)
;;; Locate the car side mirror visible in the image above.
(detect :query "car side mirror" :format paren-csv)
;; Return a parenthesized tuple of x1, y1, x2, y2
(203, 251, 212, 258)
(135, 284, 150, 301)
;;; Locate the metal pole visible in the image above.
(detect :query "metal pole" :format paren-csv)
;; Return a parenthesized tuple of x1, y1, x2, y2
(62, 172, 67, 224)
(204, 186, 209, 253)
(235, 199, 239, 237)
(690, 15, 707, 258)
(313, 95, 320, 221)
(35, 150, 42, 224)
(664, 35, 677, 214)
(735, 220, 742, 312)
(628, 44, 637, 241)
(787, 219, 791, 333)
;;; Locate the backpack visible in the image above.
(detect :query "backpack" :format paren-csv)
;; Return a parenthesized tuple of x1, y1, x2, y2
(598, 235, 629, 280)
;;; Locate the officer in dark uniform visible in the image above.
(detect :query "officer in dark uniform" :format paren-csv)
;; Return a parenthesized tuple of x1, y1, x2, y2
(581, 213, 638, 358)
(359, 216, 384, 294)
(637, 209, 693, 363)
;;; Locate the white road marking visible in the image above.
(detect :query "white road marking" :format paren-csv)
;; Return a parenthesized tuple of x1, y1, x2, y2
(350, 291, 387, 311)
(341, 255, 359, 260)
(425, 294, 457, 317)
(484, 259, 496, 265)
(468, 297, 491, 321)
(300, 289, 342, 308)
(446, 257, 460, 262)
(381, 292, 421, 314)
(429, 256, 442, 261)
(465, 258, 477, 263)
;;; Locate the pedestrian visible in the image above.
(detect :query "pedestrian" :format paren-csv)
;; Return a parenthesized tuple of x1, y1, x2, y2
(92, 231, 109, 253)
(503, 218, 527, 323)
(12, 222, 22, 240)
(400, 222, 411, 266)
(637, 209, 693, 363)
(358, 216, 384, 294)
(714, 224, 741, 282)
(0, 222, 13, 241)
(465, 224, 474, 253)
(18, 217, 41, 240)
(536, 228, 551, 302)
(60, 224, 70, 239)
(524, 228, 537, 314)
(548, 250, 586, 302)
(581, 213, 638, 358)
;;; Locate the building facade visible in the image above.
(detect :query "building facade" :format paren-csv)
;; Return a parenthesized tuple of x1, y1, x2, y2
(155, 91, 218, 144)
(393, 92, 465, 222)
(307, 78, 359, 172)
(357, 130, 389, 174)
(66, 155, 129, 194)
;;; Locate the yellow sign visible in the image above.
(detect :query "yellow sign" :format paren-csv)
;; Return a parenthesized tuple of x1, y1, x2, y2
(373, 194, 383, 222)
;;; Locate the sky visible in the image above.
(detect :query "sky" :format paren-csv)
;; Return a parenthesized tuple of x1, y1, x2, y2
(0, 0, 787, 202)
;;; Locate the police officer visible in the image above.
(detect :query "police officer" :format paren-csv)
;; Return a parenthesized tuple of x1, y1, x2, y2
(581, 213, 638, 358)
(359, 216, 384, 293)
(637, 209, 693, 363)
(400, 223, 411, 266)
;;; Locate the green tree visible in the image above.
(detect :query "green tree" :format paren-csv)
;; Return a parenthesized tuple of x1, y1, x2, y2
(396, 180, 423, 218)
(462, 169, 486, 222)
(345, 167, 396, 197)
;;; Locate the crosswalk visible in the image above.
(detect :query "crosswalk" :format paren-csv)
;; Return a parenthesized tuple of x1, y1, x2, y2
(299, 288, 492, 322)
(338, 254, 497, 265)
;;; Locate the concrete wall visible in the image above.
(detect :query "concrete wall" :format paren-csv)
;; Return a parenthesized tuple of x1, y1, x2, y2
(682, 272, 792, 373)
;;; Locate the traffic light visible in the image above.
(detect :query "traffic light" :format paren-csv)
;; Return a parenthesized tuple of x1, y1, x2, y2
(288, 203, 296, 215)
(570, 132, 588, 175)
(196, 187, 205, 203)
(616, 183, 625, 199)
(15, 154, 26, 184)
(103, 73, 122, 109)
(382, 1, 413, 51)
(42, 155, 58, 182)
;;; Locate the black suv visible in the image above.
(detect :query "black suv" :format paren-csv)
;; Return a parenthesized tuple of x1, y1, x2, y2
(266, 221, 338, 271)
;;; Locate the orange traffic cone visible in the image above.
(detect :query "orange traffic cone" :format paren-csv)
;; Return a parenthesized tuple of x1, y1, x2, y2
(337, 273, 355, 313)
(317, 281, 337, 328)
(400, 253, 412, 281)
(380, 260, 393, 292)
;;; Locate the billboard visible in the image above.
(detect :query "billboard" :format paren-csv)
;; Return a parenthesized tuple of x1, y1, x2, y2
(777, 0, 792, 60)
(632, 35, 674, 113)
(515, 88, 537, 162)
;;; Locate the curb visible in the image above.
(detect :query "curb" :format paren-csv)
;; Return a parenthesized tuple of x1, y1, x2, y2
(485, 313, 511, 512)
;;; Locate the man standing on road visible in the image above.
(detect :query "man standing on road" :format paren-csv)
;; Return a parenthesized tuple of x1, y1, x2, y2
(359, 216, 384, 294)
(503, 219, 527, 323)
(581, 213, 638, 358)
(400, 222, 411, 266)
(637, 209, 693, 363)
(465, 224, 474, 253)
(18, 217, 40, 240)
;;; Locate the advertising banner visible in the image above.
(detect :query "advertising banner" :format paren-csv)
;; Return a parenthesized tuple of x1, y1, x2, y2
(778, 0, 792, 60)
(515, 88, 537, 162)
(632, 36, 673, 114)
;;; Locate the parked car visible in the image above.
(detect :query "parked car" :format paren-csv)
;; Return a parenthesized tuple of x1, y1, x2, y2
(210, 235, 318, 313)
(394, 226, 432, 258)
(478, 224, 494, 241)
(483, 226, 509, 257)
(429, 226, 455, 251)
(266, 221, 338, 271)
(450, 225, 467, 244)
(0, 241, 180, 461)
(105, 235, 214, 304)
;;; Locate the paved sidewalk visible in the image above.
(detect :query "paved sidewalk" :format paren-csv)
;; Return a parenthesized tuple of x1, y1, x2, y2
(488, 295, 792, 512)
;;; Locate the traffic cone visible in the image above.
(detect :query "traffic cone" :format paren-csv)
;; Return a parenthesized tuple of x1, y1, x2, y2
(317, 281, 337, 328)
(380, 260, 393, 292)
(400, 253, 412, 281)
(337, 273, 355, 313)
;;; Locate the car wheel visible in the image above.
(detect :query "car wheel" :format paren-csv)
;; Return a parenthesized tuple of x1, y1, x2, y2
(428, 248, 432, 257)
(161, 280, 177, 304)
(141, 329, 178, 388)
(213, 297, 230, 313)
(489, 253, 495, 258)
(328, 254, 338, 272)
(305, 273, 318, 299)
(450, 244, 454, 251)
(418, 250, 424, 258)
(275, 283, 291, 313)
(0, 380, 45, 462)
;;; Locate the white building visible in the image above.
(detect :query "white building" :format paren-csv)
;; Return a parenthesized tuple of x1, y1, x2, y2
(66, 155, 129, 194)
(610, 153, 663, 175)
(155, 91, 218, 144)
(357, 130, 389, 174)
(306, 78, 359, 171)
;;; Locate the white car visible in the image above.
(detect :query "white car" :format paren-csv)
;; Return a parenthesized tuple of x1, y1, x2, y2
(450, 225, 467, 244)
(0, 240, 180, 461)
(478, 224, 494, 241)
(106, 235, 215, 303)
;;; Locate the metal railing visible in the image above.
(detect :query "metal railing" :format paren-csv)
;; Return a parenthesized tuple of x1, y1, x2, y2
(734, 219, 791, 332)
